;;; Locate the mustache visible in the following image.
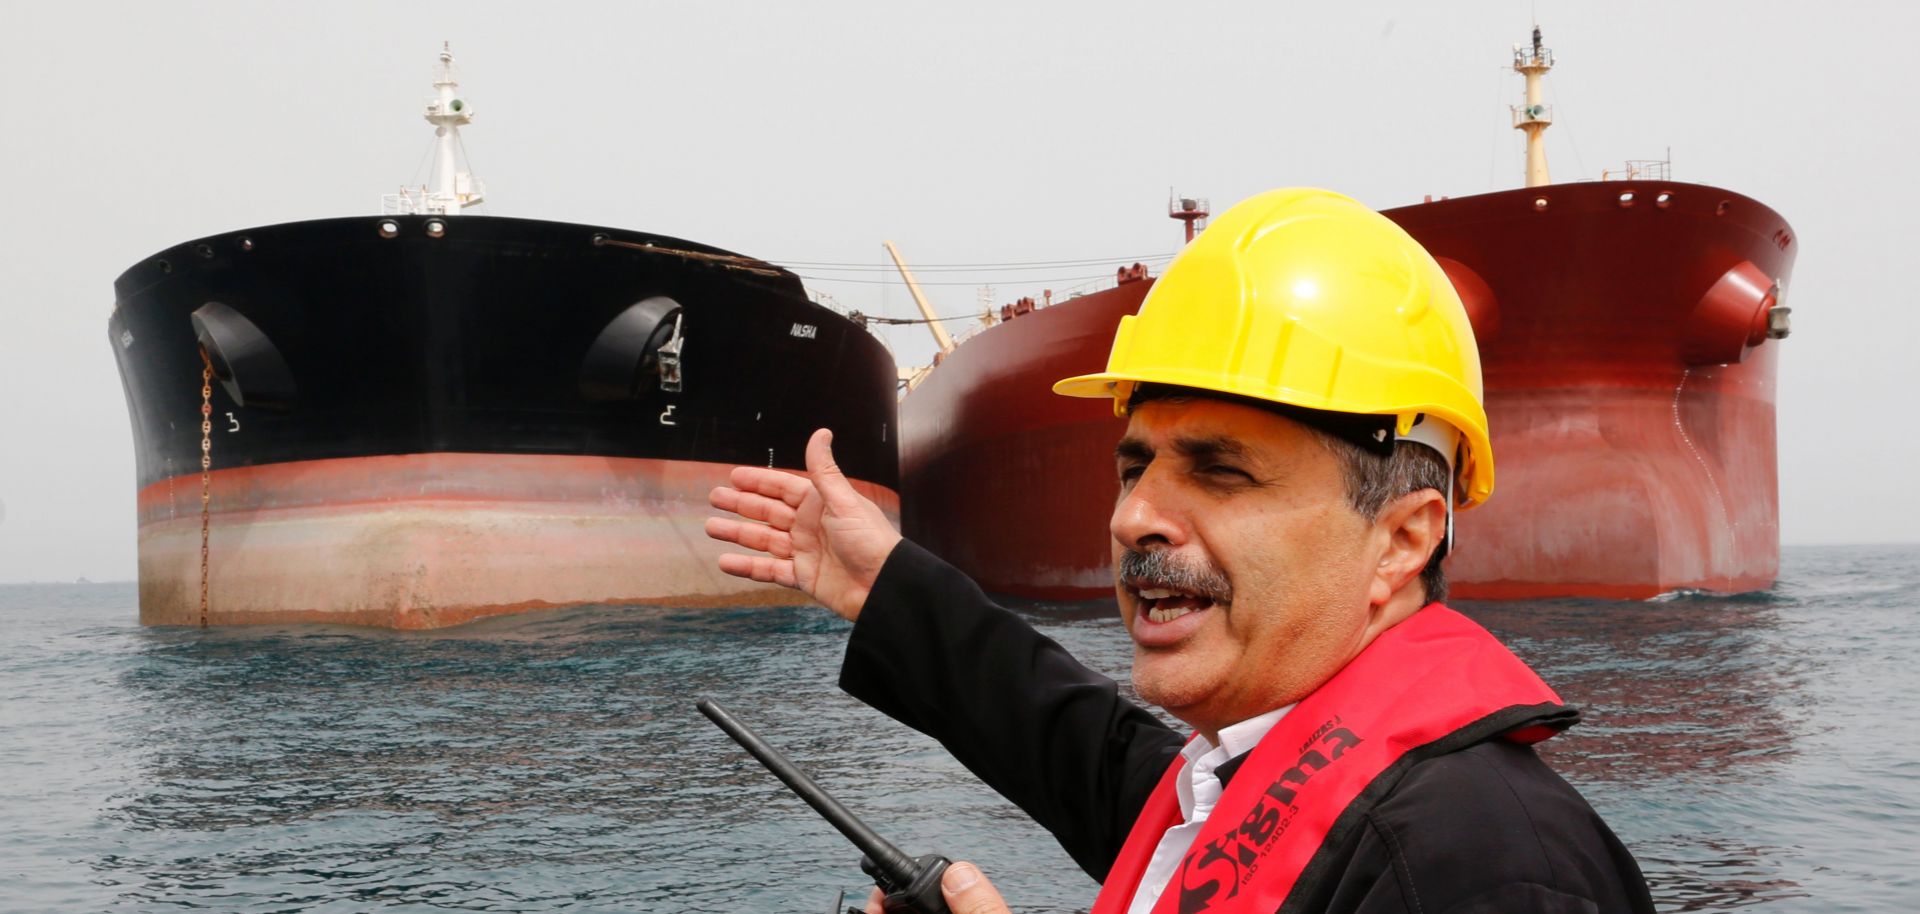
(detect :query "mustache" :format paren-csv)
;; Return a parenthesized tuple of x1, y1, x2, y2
(1117, 548, 1232, 603)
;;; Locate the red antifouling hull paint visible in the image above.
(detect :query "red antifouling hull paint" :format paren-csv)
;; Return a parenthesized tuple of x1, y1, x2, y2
(138, 453, 899, 628)
(900, 182, 1795, 601)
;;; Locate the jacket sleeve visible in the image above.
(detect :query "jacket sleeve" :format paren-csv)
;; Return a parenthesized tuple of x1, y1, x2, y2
(838, 539, 1184, 880)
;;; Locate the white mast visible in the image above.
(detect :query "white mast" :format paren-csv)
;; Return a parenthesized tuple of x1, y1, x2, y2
(384, 43, 486, 215)
(1510, 27, 1555, 188)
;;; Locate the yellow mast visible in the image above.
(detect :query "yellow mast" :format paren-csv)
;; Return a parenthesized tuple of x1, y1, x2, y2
(1510, 27, 1555, 188)
(881, 240, 956, 355)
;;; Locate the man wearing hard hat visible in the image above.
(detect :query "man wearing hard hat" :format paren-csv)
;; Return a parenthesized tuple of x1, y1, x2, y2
(708, 189, 1654, 913)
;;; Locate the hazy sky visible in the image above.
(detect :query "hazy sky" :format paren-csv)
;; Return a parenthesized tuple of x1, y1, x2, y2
(1, 1, 1913, 583)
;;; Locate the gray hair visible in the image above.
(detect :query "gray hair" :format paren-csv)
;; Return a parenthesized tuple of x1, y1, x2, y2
(1312, 433, 1452, 604)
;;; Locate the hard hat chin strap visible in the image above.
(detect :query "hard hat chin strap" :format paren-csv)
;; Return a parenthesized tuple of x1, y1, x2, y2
(1395, 415, 1458, 561)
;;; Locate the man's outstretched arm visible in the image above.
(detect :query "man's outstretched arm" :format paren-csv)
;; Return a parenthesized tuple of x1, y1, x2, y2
(839, 538, 1180, 879)
(706, 428, 1182, 879)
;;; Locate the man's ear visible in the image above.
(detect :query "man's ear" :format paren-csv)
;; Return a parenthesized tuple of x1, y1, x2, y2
(1368, 488, 1447, 609)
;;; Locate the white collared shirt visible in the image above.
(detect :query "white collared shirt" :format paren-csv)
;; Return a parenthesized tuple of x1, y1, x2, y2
(1125, 705, 1293, 914)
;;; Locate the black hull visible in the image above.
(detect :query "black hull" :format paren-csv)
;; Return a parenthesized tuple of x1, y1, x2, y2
(110, 215, 898, 492)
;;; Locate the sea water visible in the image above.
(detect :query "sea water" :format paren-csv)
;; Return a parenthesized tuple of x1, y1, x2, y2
(2, 544, 1916, 912)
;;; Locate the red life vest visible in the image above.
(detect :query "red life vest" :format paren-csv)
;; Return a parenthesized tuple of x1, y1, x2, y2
(1090, 605, 1575, 914)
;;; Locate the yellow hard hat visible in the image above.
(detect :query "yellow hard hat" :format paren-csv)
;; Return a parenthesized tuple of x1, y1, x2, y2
(1054, 187, 1494, 508)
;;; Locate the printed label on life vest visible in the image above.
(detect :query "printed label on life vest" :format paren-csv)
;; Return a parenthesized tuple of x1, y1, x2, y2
(1176, 718, 1364, 911)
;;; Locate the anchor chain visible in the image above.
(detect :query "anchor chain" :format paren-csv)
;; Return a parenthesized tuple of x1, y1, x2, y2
(199, 350, 213, 628)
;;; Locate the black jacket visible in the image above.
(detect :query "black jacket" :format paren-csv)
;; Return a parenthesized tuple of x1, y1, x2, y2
(839, 541, 1656, 914)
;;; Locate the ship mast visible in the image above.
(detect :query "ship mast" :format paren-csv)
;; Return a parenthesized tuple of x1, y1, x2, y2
(1510, 27, 1554, 188)
(1168, 192, 1209, 243)
(882, 241, 956, 355)
(385, 43, 486, 215)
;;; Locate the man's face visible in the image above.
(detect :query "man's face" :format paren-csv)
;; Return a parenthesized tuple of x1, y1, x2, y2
(1111, 397, 1380, 734)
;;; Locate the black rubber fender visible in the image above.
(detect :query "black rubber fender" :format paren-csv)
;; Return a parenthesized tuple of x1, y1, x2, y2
(190, 301, 297, 410)
(579, 296, 683, 401)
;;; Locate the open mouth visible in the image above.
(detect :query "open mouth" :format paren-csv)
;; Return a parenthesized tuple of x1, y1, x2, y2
(1116, 549, 1231, 635)
(1133, 585, 1219, 623)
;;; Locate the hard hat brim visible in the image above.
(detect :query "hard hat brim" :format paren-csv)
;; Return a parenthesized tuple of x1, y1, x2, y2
(1051, 371, 1127, 402)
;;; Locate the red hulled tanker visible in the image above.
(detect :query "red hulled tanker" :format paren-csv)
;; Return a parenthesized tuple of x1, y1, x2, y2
(898, 33, 1796, 601)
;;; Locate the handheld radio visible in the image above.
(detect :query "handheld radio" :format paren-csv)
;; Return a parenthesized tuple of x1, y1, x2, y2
(698, 699, 952, 914)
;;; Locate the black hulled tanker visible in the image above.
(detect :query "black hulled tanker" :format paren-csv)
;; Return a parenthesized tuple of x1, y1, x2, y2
(110, 215, 898, 628)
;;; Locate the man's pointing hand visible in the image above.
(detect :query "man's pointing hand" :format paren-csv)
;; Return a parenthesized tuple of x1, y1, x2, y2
(706, 428, 902, 621)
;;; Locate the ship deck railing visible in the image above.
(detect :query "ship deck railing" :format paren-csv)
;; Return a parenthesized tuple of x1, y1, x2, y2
(1600, 160, 1673, 182)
